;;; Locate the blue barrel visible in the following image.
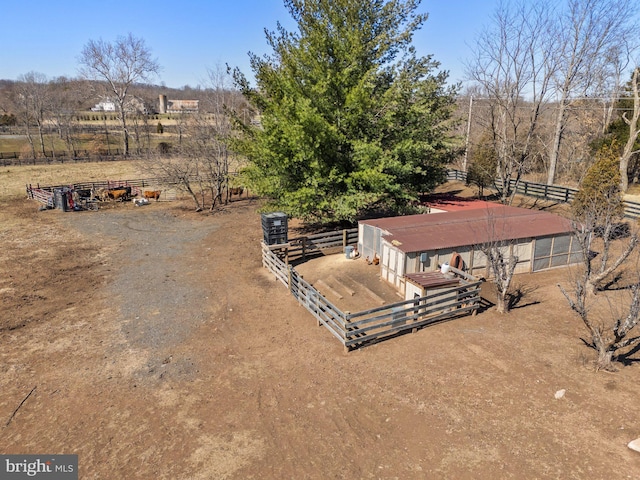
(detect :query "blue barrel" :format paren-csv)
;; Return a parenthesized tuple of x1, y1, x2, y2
(345, 246, 354, 259)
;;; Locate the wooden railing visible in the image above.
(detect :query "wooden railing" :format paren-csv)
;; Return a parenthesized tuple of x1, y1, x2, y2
(282, 229, 359, 262)
(262, 242, 482, 351)
(447, 169, 640, 219)
(447, 169, 578, 203)
(0, 149, 131, 166)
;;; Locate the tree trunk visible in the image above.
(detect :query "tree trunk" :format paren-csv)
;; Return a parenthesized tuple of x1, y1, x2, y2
(182, 180, 201, 211)
(620, 154, 630, 193)
(99, 116, 108, 154)
(496, 292, 508, 314)
(619, 68, 640, 193)
(121, 117, 129, 156)
(547, 101, 567, 185)
(596, 347, 615, 371)
(36, 121, 46, 158)
(24, 120, 37, 160)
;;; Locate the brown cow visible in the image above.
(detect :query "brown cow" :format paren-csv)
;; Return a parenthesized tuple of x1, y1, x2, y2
(95, 188, 110, 202)
(108, 189, 129, 201)
(143, 190, 161, 201)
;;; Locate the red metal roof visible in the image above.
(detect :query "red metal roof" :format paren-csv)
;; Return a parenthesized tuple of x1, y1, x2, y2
(360, 204, 574, 253)
(425, 195, 498, 212)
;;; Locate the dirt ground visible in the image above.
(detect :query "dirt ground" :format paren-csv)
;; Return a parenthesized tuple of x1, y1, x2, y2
(2, 192, 640, 479)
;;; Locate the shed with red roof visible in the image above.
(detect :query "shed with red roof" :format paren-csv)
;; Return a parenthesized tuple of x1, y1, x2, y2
(358, 201, 579, 295)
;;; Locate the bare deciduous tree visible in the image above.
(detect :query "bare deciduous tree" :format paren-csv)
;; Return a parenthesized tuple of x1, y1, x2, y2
(78, 33, 160, 156)
(476, 209, 520, 313)
(482, 243, 519, 314)
(49, 77, 89, 158)
(16, 72, 51, 158)
(466, 0, 556, 204)
(559, 258, 640, 371)
(571, 142, 639, 294)
(467, 0, 638, 190)
(570, 206, 638, 296)
(546, 0, 638, 186)
(142, 66, 245, 212)
(619, 67, 640, 191)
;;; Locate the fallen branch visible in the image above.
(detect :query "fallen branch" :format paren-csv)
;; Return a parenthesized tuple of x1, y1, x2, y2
(5, 386, 37, 427)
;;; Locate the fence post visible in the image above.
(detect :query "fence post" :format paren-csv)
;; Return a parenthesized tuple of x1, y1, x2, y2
(302, 237, 306, 260)
(343, 229, 347, 249)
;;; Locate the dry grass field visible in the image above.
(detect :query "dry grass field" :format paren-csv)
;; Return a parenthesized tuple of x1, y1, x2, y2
(1, 162, 640, 478)
(0, 159, 141, 198)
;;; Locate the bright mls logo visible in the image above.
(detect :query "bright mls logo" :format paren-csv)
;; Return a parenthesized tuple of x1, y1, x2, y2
(0, 455, 77, 479)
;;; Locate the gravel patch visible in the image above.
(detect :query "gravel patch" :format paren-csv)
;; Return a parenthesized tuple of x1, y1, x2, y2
(62, 207, 220, 380)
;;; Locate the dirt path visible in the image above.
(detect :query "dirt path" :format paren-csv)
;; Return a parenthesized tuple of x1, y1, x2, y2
(1, 197, 640, 479)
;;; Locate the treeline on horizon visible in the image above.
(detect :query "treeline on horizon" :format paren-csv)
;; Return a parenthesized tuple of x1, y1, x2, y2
(0, 77, 240, 119)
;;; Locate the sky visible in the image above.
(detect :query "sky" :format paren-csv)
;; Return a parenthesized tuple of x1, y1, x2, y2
(0, 0, 497, 90)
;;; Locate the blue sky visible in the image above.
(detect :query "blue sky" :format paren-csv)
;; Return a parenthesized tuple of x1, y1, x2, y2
(1, 0, 495, 89)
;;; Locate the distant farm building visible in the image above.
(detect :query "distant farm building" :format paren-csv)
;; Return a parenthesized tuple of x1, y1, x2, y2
(91, 96, 148, 113)
(91, 98, 116, 112)
(158, 95, 199, 114)
(358, 199, 579, 296)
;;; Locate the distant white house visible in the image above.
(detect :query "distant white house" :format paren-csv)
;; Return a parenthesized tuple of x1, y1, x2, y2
(91, 99, 116, 112)
(90, 96, 148, 113)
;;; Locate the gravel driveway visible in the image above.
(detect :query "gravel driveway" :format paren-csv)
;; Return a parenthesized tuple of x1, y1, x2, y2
(62, 206, 221, 380)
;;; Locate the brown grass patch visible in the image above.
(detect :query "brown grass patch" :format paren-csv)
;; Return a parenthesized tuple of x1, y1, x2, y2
(0, 160, 143, 199)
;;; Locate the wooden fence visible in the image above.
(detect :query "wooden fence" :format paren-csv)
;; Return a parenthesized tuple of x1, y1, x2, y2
(27, 172, 246, 205)
(447, 169, 640, 219)
(262, 241, 482, 351)
(26, 177, 169, 205)
(447, 169, 578, 203)
(274, 228, 359, 263)
(0, 150, 131, 166)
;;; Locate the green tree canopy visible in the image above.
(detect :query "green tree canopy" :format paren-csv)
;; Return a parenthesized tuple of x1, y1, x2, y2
(233, 0, 458, 224)
(572, 141, 624, 225)
(466, 136, 497, 198)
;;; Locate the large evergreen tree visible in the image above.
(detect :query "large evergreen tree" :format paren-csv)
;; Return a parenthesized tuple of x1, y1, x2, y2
(233, 0, 457, 224)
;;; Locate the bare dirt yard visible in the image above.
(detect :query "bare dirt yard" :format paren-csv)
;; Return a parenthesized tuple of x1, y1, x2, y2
(2, 183, 640, 478)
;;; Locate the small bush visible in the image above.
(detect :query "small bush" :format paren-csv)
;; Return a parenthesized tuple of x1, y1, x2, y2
(157, 142, 172, 155)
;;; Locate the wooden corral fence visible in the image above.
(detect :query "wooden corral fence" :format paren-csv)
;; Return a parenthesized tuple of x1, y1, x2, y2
(26, 173, 247, 206)
(27, 177, 169, 201)
(447, 169, 578, 203)
(280, 228, 359, 262)
(27, 177, 185, 205)
(262, 242, 482, 351)
(0, 149, 127, 166)
(447, 169, 640, 219)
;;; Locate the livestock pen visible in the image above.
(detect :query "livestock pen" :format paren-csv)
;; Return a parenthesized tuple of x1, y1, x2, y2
(26, 177, 171, 205)
(261, 236, 482, 351)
